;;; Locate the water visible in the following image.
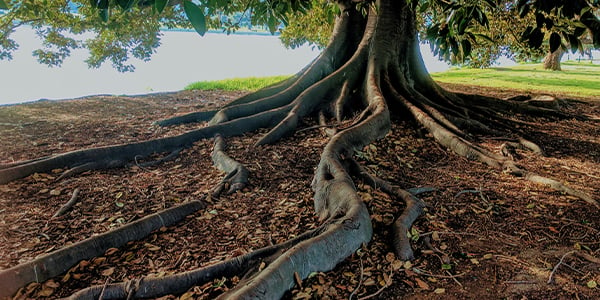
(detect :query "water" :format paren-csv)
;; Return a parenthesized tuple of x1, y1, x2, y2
(0, 27, 452, 105)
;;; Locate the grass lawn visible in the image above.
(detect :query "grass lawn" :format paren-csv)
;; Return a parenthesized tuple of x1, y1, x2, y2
(431, 62, 600, 98)
(185, 75, 291, 91)
(185, 62, 599, 99)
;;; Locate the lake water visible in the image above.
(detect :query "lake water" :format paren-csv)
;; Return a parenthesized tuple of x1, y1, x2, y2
(0, 28, 452, 105)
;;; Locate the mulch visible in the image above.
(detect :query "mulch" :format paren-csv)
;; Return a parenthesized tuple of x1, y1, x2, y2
(0, 85, 598, 299)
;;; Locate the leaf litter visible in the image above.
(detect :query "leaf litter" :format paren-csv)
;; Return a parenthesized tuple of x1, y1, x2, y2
(0, 86, 598, 299)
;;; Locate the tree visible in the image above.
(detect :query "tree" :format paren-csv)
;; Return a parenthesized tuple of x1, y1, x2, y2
(0, 0, 599, 298)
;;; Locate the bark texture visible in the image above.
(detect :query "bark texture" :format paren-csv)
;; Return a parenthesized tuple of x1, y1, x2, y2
(0, 0, 595, 298)
(543, 48, 564, 71)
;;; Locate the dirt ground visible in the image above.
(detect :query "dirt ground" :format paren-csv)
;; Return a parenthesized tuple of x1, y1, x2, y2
(0, 84, 599, 299)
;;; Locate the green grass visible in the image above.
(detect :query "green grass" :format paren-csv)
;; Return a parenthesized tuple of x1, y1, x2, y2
(185, 75, 291, 91)
(431, 61, 600, 98)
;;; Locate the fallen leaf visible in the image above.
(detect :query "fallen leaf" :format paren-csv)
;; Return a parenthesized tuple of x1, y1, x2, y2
(434, 288, 446, 294)
(49, 189, 62, 196)
(180, 291, 195, 300)
(44, 280, 60, 288)
(105, 248, 119, 256)
(415, 278, 430, 290)
(38, 286, 55, 297)
(587, 280, 597, 289)
(392, 259, 403, 271)
(101, 267, 115, 276)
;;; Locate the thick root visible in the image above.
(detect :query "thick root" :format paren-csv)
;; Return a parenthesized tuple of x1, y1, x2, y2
(0, 107, 288, 185)
(68, 228, 319, 299)
(211, 135, 249, 196)
(0, 201, 204, 298)
(347, 159, 430, 260)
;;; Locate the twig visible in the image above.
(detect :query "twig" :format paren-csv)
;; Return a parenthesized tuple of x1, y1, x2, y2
(412, 268, 465, 279)
(454, 189, 482, 198)
(297, 123, 339, 133)
(548, 250, 576, 284)
(357, 268, 393, 300)
(575, 252, 600, 264)
(348, 256, 364, 300)
(420, 231, 484, 238)
(98, 277, 111, 300)
(52, 188, 81, 218)
(446, 270, 463, 287)
(503, 280, 537, 284)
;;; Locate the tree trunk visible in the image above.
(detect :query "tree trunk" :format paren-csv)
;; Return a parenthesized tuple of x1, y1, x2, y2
(543, 48, 564, 71)
(0, 0, 595, 298)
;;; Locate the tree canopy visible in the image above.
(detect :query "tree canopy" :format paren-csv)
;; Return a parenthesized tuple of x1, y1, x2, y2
(1, 0, 598, 70)
(1, 0, 599, 299)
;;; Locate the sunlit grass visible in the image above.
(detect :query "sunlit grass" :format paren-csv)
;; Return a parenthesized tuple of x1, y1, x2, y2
(185, 75, 291, 91)
(431, 61, 600, 98)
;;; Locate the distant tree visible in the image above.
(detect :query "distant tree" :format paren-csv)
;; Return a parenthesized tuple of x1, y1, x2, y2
(1, 0, 599, 298)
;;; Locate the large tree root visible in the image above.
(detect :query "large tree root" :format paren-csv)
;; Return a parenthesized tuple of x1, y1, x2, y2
(0, 200, 204, 298)
(211, 134, 249, 197)
(67, 228, 321, 299)
(1, 1, 597, 298)
(347, 158, 433, 260)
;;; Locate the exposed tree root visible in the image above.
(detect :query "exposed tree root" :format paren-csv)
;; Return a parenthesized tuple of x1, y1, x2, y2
(347, 158, 430, 260)
(0, 0, 597, 298)
(0, 200, 204, 298)
(211, 134, 248, 197)
(52, 188, 81, 218)
(67, 227, 321, 299)
(135, 148, 182, 168)
(154, 110, 218, 127)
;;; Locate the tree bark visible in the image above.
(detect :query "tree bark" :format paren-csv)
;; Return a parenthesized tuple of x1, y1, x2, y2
(543, 48, 564, 71)
(0, 0, 595, 298)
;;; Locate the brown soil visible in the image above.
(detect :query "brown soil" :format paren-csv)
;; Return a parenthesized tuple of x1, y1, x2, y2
(0, 84, 599, 299)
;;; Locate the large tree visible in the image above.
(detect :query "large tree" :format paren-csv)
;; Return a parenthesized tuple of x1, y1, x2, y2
(0, 0, 599, 298)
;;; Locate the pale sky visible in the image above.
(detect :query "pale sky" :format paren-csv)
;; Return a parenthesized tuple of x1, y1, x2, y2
(0, 28, 451, 105)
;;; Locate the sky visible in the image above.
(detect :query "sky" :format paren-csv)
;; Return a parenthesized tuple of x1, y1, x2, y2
(0, 28, 451, 105)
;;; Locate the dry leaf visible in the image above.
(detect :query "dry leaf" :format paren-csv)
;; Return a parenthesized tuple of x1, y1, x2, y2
(101, 267, 115, 276)
(44, 280, 60, 288)
(105, 248, 119, 256)
(434, 288, 446, 294)
(415, 278, 430, 290)
(38, 286, 55, 297)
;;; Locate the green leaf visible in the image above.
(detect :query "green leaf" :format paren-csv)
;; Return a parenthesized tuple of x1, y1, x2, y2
(410, 227, 420, 241)
(587, 280, 597, 289)
(155, 0, 168, 14)
(549, 32, 561, 53)
(567, 34, 580, 53)
(0, 0, 9, 10)
(99, 8, 109, 22)
(98, 0, 109, 9)
(441, 264, 452, 270)
(267, 16, 278, 34)
(528, 28, 544, 49)
(117, 0, 135, 10)
(462, 39, 472, 57)
(183, 1, 207, 36)
(535, 13, 545, 29)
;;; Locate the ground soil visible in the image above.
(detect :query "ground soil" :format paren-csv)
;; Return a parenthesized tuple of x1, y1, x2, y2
(0, 84, 599, 299)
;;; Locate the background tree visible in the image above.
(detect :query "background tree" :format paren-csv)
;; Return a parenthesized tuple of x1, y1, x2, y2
(1, 0, 599, 298)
